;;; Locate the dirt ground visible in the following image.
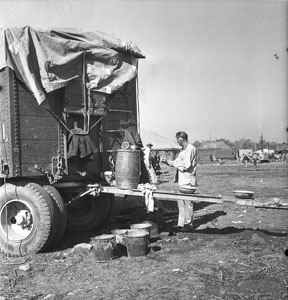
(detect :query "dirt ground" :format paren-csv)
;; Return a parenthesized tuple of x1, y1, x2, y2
(1, 161, 288, 300)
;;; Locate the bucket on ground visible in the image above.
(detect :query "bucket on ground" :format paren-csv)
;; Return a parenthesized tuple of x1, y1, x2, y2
(130, 223, 152, 239)
(111, 229, 128, 245)
(91, 234, 116, 262)
(142, 221, 159, 238)
(124, 229, 149, 257)
(110, 229, 129, 257)
(115, 150, 141, 189)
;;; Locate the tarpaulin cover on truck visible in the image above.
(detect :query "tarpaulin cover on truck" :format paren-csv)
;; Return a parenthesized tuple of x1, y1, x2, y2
(0, 26, 145, 105)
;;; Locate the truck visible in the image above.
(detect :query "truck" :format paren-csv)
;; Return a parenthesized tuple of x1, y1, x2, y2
(0, 26, 145, 256)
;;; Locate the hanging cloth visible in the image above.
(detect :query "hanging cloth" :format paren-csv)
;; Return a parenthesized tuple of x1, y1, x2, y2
(67, 128, 98, 160)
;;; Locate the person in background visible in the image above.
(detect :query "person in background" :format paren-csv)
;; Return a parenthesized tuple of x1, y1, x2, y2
(152, 151, 162, 181)
(161, 131, 197, 231)
(252, 152, 258, 167)
(143, 143, 158, 184)
(242, 154, 250, 167)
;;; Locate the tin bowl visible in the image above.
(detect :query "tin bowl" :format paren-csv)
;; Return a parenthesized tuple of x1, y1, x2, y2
(233, 190, 255, 199)
(178, 185, 197, 194)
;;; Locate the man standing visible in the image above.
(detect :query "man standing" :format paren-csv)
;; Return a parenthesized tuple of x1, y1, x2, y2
(152, 151, 161, 180)
(143, 143, 158, 184)
(162, 131, 197, 230)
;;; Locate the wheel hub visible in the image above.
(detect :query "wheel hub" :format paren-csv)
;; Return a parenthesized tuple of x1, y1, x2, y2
(0, 200, 34, 241)
(14, 209, 32, 227)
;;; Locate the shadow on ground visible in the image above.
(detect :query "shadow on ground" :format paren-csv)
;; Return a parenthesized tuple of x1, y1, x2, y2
(51, 205, 287, 253)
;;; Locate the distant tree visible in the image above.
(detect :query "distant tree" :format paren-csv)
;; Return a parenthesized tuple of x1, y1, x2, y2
(259, 137, 270, 150)
(216, 138, 235, 149)
(269, 141, 278, 151)
(234, 138, 255, 150)
(258, 134, 272, 150)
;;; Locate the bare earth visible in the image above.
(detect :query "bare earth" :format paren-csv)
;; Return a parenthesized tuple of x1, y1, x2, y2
(1, 162, 288, 300)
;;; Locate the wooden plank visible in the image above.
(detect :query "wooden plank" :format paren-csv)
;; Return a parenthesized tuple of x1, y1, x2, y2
(19, 115, 57, 128)
(20, 140, 58, 164)
(111, 94, 130, 104)
(20, 130, 59, 140)
(21, 163, 54, 176)
(109, 102, 129, 110)
(106, 129, 124, 133)
(126, 83, 137, 116)
(101, 186, 224, 203)
(18, 92, 51, 117)
(109, 109, 133, 113)
(106, 111, 129, 121)
(100, 186, 288, 209)
(103, 119, 128, 130)
(223, 197, 288, 209)
(19, 124, 58, 140)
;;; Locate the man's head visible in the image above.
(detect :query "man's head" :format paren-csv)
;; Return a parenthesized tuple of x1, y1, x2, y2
(175, 131, 188, 147)
(147, 143, 153, 148)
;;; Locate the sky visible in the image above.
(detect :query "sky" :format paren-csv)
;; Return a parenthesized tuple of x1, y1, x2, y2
(0, 0, 287, 143)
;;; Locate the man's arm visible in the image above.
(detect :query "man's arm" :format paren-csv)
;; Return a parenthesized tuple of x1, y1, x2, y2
(169, 146, 196, 172)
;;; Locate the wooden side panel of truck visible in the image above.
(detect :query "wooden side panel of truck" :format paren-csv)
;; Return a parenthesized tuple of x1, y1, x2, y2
(0, 67, 139, 179)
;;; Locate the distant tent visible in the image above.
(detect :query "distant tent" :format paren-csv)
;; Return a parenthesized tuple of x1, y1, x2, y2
(198, 141, 234, 162)
(140, 130, 180, 150)
(140, 129, 180, 160)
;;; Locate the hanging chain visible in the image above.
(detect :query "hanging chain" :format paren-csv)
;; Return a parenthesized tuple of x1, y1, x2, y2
(46, 154, 64, 184)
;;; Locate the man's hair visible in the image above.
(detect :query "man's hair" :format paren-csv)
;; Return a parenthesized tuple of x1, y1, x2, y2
(176, 131, 188, 140)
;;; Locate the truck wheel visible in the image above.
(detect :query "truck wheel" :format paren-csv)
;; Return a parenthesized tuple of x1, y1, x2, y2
(63, 193, 114, 231)
(43, 185, 67, 248)
(0, 183, 53, 256)
(25, 183, 58, 252)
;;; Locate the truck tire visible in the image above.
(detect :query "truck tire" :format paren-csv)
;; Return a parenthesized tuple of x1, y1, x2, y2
(25, 183, 58, 252)
(0, 183, 53, 256)
(43, 185, 67, 248)
(63, 193, 114, 232)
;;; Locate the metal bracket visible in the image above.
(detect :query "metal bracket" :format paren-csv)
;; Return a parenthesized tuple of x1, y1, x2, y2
(0, 158, 9, 175)
(66, 183, 101, 206)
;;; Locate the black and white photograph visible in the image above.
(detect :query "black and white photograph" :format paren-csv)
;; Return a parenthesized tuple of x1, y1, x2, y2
(0, 0, 287, 299)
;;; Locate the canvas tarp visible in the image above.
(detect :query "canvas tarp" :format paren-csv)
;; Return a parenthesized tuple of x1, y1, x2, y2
(0, 26, 145, 105)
